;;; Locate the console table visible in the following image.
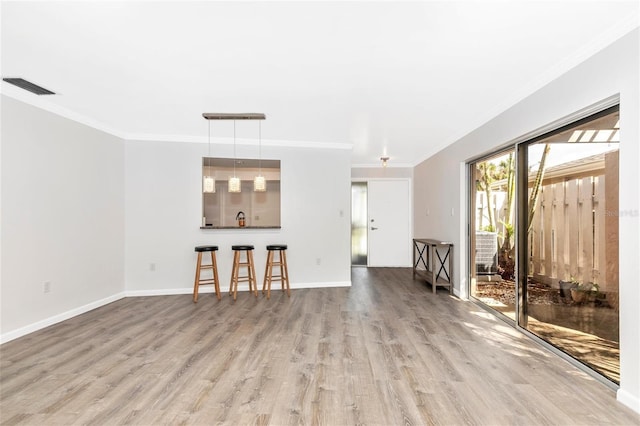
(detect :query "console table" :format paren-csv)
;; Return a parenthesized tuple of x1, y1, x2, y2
(412, 238, 454, 294)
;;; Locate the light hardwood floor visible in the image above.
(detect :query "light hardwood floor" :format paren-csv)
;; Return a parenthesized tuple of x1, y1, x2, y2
(1, 267, 639, 425)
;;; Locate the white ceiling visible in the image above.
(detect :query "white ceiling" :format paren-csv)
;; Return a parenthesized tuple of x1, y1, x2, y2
(1, 1, 638, 167)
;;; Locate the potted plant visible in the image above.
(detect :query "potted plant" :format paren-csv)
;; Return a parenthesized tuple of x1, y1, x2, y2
(570, 281, 599, 303)
(559, 276, 579, 299)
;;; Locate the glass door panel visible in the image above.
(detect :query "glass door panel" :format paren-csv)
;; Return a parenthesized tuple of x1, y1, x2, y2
(351, 182, 368, 266)
(523, 108, 620, 383)
(469, 149, 516, 321)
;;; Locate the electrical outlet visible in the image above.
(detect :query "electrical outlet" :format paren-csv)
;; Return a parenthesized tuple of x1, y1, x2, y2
(43, 281, 51, 293)
(149, 263, 156, 271)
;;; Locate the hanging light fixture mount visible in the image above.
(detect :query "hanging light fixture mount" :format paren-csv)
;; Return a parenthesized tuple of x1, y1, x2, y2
(202, 113, 266, 120)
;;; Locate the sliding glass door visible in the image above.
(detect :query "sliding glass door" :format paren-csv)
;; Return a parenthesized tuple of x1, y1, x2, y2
(470, 106, 620, 383)
(521, 107, 620, 382)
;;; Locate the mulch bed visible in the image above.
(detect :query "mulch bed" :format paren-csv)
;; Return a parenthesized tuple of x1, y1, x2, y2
(475, 279, 561, 306)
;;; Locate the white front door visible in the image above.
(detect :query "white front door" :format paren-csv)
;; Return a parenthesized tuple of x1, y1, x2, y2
(367, 179, 411, 267)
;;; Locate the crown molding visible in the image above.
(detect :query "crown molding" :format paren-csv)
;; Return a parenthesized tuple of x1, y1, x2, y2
(125, 134, 353, 151)
(0, 86, 352, 151)
(0, 84, 126, 139)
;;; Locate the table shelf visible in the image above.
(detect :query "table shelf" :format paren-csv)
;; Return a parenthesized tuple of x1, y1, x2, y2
(413, 238, 454, 294)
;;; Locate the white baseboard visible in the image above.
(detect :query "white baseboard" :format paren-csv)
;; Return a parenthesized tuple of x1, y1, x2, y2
(0, 292, 126, 344)
(617, 388, 640, 414)
(294, 281, 351, 289)
(125, 287, 200, 297)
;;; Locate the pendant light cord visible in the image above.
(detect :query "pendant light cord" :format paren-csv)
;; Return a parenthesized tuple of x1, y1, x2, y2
(258, 121, 262, 175)
(233, 120, 237, 177)
(207, 120, 211, 174)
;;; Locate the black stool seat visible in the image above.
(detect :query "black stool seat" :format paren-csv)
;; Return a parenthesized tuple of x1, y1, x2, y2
(266, 244, 287, 250)
(232, 245, 254, 251)
(195, 245, 218, 252)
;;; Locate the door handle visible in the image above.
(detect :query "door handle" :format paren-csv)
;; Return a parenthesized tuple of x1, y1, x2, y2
(371, 227, 378, 230)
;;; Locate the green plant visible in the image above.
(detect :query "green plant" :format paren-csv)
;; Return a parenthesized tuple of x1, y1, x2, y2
(476, 161, 499, 232)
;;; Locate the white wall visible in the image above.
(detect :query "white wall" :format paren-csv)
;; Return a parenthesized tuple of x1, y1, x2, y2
(124, 139, 352, 294)
(413, 29, 640, 412)
(1, 95, 125, 341)
(0, 96, 352, 341)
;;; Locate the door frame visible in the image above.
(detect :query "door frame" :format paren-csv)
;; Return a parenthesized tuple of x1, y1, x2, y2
(351, 177, 413, 267)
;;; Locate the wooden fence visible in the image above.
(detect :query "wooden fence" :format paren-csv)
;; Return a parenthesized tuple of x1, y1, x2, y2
(528, 175, 606, 288)
(475, 151, 618, 295)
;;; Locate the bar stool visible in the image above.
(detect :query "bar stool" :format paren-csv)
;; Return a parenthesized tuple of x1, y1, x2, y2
(229, 245, 258, 301)
(193, 245, 221, 302)
(262, 244, 290, 299)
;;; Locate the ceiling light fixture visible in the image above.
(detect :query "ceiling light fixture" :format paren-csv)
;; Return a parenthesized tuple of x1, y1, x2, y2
(203, 113, 266, 120)
(380, 156, 389, 167)
(201, 113, 266, 194)
(254, 120, 266, 192)
(229, 120, 241, 193)
(203, 120, 215, 193)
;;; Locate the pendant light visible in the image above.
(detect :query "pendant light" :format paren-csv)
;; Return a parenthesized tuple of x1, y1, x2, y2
(203, 120, 215, 193)
(228, 120, 241, 193)
(254, 120, 266, 192)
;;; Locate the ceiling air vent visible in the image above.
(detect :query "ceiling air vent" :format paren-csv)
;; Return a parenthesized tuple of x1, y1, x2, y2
(2, 78, 55, 95)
